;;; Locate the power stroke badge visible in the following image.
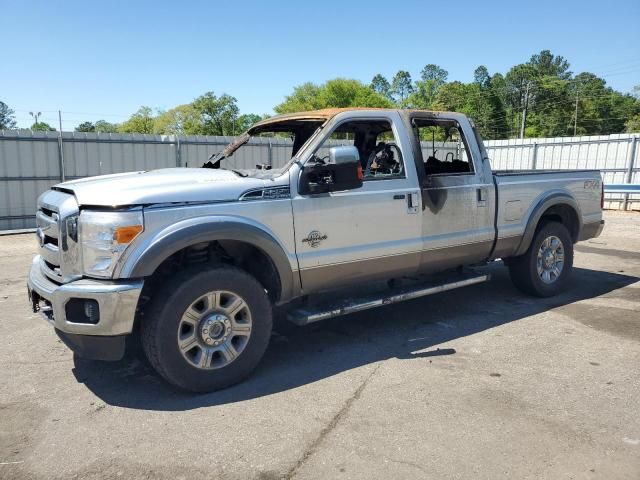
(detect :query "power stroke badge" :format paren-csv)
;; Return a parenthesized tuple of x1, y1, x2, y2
(302, 231, 327, 248)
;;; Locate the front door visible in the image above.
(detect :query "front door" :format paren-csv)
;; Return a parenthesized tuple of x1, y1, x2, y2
(291, 113, 422, 293)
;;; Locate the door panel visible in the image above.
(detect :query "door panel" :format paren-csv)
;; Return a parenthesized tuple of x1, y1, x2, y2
(292, 179, 422, 292)
(419, 174, 494, 272)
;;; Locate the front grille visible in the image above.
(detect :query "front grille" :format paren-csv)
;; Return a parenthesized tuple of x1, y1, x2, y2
(45, 235, 58, 247)
(41, 206, 55, 217)
(36, 209, 62, 282)
(36, 189, 80, 284)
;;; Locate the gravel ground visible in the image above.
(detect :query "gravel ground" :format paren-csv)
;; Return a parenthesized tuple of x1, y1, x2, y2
(1, 211, 639, 480)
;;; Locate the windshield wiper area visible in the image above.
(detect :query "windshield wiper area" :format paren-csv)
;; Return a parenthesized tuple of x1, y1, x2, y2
(202, 132, 251, 169)
(231, 169, 248, 177)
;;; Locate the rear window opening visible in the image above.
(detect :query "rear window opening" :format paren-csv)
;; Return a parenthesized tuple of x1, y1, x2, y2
(412, 118, 473, 176)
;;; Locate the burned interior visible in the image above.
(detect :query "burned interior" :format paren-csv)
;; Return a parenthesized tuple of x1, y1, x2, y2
(312, 119, 404, 179)
(412, 118, 473, 175)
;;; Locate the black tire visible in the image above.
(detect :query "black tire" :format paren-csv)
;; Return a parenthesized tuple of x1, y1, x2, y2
(141, 265, 272, 392)
(508, 221, 574, 297)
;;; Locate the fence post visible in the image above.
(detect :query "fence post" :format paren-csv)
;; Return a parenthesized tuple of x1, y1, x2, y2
(57, 133, 66, 182)
(623, 136, 637, 211)
(530, 142, 538, 170)
(268, 140, 273, 167)
(57, 111, 66, 182)
(175, 136, 182, 167)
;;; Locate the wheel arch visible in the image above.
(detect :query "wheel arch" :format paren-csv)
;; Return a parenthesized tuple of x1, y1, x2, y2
(117, 216, 298, 303)
(514, 192, 582, 256)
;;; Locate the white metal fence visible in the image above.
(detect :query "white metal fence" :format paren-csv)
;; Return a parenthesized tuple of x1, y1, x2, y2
(485, 134, 639, 211)
(1, 130, 638, 230)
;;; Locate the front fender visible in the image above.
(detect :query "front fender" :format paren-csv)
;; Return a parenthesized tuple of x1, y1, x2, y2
(115, 215, 297, 302)
(514, 191, 582, 256)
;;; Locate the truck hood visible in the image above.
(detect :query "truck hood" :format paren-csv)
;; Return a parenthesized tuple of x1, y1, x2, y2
(56, 168, 281, 206)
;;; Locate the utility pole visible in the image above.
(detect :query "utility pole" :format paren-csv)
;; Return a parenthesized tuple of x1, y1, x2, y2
(573, 89, 579, 136)
(29, 111, 41, 129)
(519, 82, 530, 139)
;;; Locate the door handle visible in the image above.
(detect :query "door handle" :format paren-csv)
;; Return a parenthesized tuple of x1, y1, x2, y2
(477, 188, 487, 207)
(407, 192, 419, 214)
(393, 194, 406, 200)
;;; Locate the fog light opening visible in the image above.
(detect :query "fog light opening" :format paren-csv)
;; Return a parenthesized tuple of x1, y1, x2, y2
(84, 300, 99, 323)
(65, 298, 100, 324)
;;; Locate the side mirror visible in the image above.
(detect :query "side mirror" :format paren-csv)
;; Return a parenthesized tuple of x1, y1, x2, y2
(299, 146, 363, 195)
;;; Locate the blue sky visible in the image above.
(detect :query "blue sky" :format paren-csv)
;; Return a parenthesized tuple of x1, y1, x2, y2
(3, 0, 639, 129)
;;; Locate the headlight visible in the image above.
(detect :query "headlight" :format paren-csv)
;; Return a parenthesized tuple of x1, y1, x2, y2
(78, 210, 144, 278)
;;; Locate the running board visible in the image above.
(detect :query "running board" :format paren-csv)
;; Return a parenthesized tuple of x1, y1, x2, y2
(287, 271, 490, 326)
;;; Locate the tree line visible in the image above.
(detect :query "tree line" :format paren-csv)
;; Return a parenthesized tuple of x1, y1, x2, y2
(275, 50, 639, 139)
(1, 50, 638, 139)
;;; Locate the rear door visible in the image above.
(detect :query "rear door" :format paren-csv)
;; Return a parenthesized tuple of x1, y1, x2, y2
(407, 113, 495, 272)
(291, 111, 423, 292)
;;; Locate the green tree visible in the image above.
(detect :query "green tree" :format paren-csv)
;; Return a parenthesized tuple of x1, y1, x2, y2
(154, 104, 202, 135)
(433, 81, 468, 112)
(94, 120, 119, 133)
(31, 122, 55, 131)
(505, 64, 539, 137)
(626, 114, 640, 133)
(235, 113, 263, 132)
(529, 50, 571, 79)
(370, 74, 392, 98)
(274, 82, 324, 113)
(526, 75, 573, 137)
(474, 66, 490, 88)
(76, 120, 119, 133)
(75, 121, 95, 132)
(275, 78, 392, 114)
(192, 92, 240, 136)
(391, 70, 414, 104)
(320, 78, 392, 108)
(118, 106, 155, 134)
(410, 64, 448, 109)
(556, 73, 639, 136)
(0, 101, 17, 129)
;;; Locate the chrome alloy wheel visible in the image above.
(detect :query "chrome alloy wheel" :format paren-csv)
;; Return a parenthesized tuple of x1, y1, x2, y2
(177, 290, 252, 369)
(536, 235, 565, 284)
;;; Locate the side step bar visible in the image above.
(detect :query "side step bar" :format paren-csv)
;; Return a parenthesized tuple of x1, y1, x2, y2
(287, 271, 490, 326)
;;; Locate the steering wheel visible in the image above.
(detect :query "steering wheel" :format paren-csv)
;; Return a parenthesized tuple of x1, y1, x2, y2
(365, 143, 401, 176)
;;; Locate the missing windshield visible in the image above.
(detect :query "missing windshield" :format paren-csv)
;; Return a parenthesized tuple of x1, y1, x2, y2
(202, 119, 325, 173)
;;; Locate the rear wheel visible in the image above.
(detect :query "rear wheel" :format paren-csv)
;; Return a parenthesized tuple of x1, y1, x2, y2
(508, 221, 574, 297)
(141, 265, 272, 392)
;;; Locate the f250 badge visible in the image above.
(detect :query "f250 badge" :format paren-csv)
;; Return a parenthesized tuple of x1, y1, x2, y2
(302, 230, 327, 248)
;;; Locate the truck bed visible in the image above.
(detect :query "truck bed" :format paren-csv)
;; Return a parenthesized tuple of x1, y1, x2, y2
(493, 169, 600, 176)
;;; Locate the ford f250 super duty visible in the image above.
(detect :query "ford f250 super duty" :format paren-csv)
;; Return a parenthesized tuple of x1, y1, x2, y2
(27, 108, 605, 392)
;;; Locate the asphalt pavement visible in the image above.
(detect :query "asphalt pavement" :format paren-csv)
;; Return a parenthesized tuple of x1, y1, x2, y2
(1, 211, 639, 479)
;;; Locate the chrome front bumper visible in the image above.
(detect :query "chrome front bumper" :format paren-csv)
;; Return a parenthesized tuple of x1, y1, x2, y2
(27, 255, 143, 336)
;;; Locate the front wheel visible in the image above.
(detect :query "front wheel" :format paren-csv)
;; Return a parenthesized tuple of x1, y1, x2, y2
(508, 221, 574, 297)
(141, 265, 272, 392)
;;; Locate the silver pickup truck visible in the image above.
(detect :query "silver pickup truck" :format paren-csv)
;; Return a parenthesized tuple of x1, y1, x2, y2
(27, 108, 604, 392)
